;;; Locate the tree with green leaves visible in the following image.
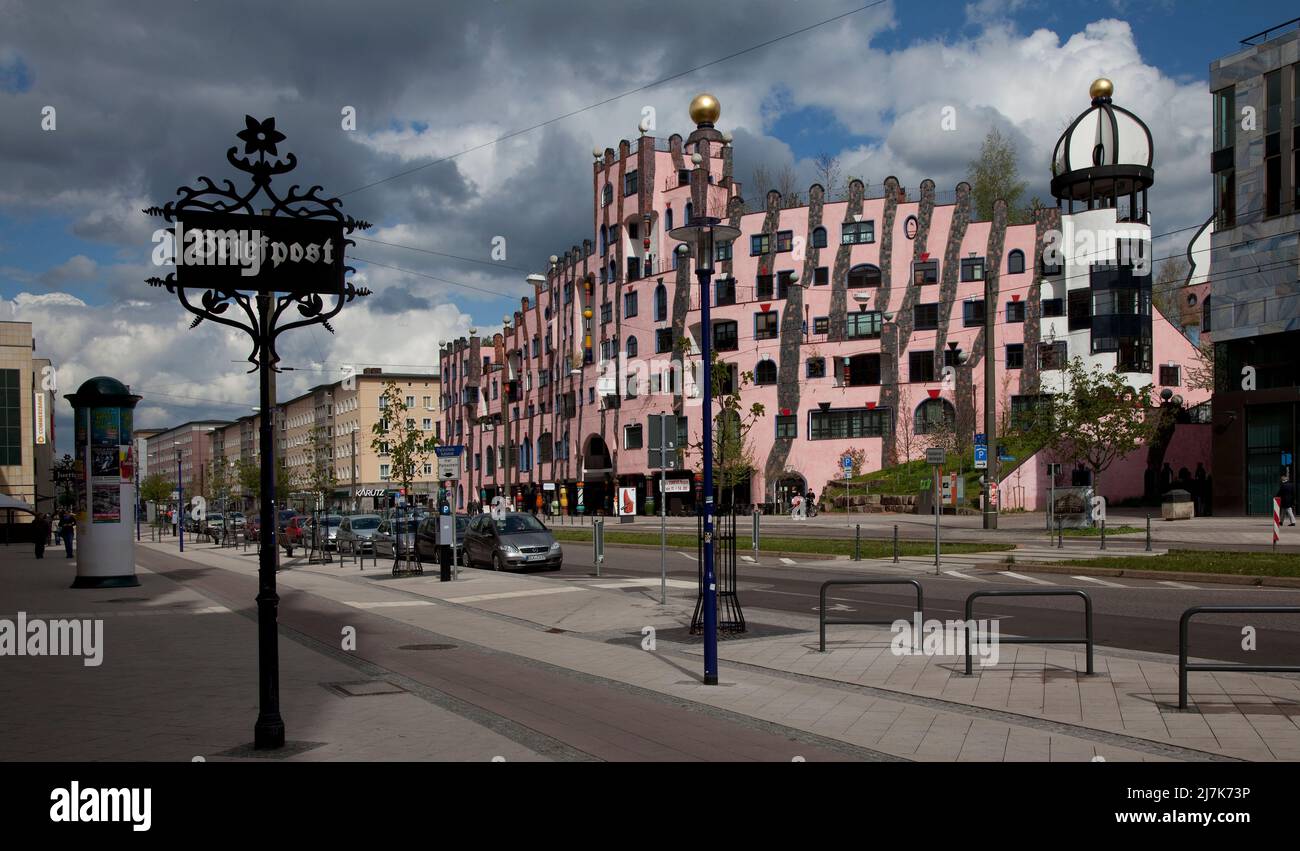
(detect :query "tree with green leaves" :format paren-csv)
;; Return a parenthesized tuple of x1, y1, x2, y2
(1042, 357, 1154, 494)
(968, 127, 1027, 224)
(371, 381, 438, 507)
(139, 472, 171, 511)
(679, 345, 766, 508)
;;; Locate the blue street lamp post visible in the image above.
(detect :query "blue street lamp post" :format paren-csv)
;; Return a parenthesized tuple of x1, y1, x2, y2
(176, 447, 183, 553)
(669, 146, 740, 686)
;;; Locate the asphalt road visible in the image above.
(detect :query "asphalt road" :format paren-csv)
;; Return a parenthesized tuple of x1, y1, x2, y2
(549, 542, 1300, 666)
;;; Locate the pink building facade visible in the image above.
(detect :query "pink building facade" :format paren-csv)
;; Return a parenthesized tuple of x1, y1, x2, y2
(439, 83, 1208, 515)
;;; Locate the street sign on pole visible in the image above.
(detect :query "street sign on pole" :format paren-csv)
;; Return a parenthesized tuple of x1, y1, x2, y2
(925, 447, 946, 466)
(974, 444, 988, 470)
(927, 447, 944, 573)
(435, 445, 464, 481)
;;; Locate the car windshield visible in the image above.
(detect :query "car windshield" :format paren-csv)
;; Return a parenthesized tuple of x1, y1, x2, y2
(350, 517, 380, 530)
(495, 514, 547, 534)
(323, 515, 343, 526)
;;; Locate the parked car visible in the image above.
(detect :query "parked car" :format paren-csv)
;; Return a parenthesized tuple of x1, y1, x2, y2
(415, 514, 470, 565)
(228, 512, 246, 529)
(276, 509, 299, 533)
(281, 516, 312, 555)
(373, 517, 418, 559)
(463, 511, 562, 571)
(202, 512, 225, 541)
(316, 514, 343, 549)
(336, 514, 382, 554)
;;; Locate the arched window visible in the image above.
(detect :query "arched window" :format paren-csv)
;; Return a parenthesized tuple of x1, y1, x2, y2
(914, 398, 956, 435)
(1007, 249, 1025, 274)
(685, 201, 694, 222)
(602, 183, 613, 206)
(626, 336, 638, 358)
(847, 264, 882, 288)
(1202, 295, 1212, 332)
(485, 445, 495, 473)
(608, 260, 616, 283)
(812, 226, 827, 249)
(666, 208, 673, 232)
(755, 359, 777, 384)
(599, 225, 608, 256)
(654, 283, 668, 322)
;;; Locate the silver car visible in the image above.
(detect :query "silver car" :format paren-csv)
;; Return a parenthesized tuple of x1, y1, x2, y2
(373, 517, 418, 559)
(464, 511, 562, 571)
(336, 514, 382, 554)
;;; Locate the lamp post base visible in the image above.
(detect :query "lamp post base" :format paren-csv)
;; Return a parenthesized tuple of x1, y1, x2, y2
(704, 674, 718, 686)
(254, 716, 285, 750)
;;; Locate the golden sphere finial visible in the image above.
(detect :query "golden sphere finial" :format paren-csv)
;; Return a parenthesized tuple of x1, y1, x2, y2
(1090, 78, 1114, 100)
(689, 93, 721, 126)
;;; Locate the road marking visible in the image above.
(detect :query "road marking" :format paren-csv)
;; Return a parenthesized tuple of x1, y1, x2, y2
(1001, 571, 1056, 585)
(343, 600, 437, 609)
(1071, 575, 1125, 588)
(447, 587, 586, 604)
(677, 551, 698, 561)
(943, 570, 986, 581)
(779, 557, 796, 565)
(590, 579, 697, 590)
(1158, 580, 1200, 590)
(741, 555, 756, 563)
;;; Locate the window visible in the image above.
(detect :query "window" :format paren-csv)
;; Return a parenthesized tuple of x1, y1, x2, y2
(846, 311, 882, 340)
(1213, 85, 1236, 227)
(406, 395, 415, 408)
(812, 227, 827, 249)
(601, 301, 612, 324)
(539, 433, 553, 463)
(1038, 341, 1068, 371)
(756, 274, 773, 300)
(423, 395, 432, 409)
(1006, 300, 1026, 323)
(1041, 257, 1062, 276)
(380, 464, 390, 480)
(0, 369, 19, 465)
(625, 370, 638, 398)
(814, 266, 829, 286)
(1265, 69, 1281, 218)
(599, 225, 608, 256)
(423, 463, 433, 476)
(777, 270, 796, 299)
(775, 415, 797, 439)
(1007, 250, 1025, 274)
(653, 283, 668, 321)
(1042, 297, 1064, 317)
(813, 316, 829, 335)
(809, 407, 889, 439)
(656, 328, 674, 353)
(962, 299, 985, 327)
(665, 208, 673, 232)
(713, 320, 738, 351)
(1202, 296, 1212, 333)
(602, 183, 613, 206)
(624, 170, 638, 196)
(1067, 288, 1091, 331)
(844, 353, 882, 386)
(422, 418, 432, 430)
(776, 230, 794, 252)
(750, 233, 771, 255)
(626, 336, 638, 358)
(913, 260, 938, 285)
(914, 398, 955, 435)
(913, 303, 939, 330)
(1159, 364, 1181, 386)
(755, 311, 779, 340)
(841, 221, 874, 245)
(807, 357, 826, 378)
(960, 257, 985, 281)
(755, 360, 777, 384)
(909, 350, 936, 383)
(624, 424, 643, 449)
(1011, 394, 1053, 431)
(678, 168, 690, 186)
(1005, 343, 1024, 370)
(716, 276, 736, 306)
(715, 242, 732, 263)
(847, 264, 881, 289)
(624, 291, 638, 318)
(716, 363, 739, 396)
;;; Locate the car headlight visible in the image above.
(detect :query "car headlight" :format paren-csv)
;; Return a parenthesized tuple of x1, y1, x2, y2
(549, 541, 561, 552)
(502, 544, 521, 555)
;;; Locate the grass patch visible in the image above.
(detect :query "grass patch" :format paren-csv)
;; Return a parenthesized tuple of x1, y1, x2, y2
(552, 528, 1012, 558)
(1053, 525, 1144, 537)
(1062, 549, 1300, 578)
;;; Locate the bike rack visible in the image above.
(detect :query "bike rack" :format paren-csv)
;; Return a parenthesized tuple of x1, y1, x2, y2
(818, 579, 924, 652)
(1178, 606, 1300, 710)
(964, 590, 1094, 676)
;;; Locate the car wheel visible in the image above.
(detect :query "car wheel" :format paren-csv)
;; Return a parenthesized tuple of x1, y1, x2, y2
(548, 562, 562, 572)
(493, 552, 506, 572)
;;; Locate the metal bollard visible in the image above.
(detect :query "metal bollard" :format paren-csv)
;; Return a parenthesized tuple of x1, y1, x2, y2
(1056, 517, 1063, 549)
(1145, 513, 1152, 552)
(854, 524, 861, 561)
(892, 524, 899, 563)
(1099, 517, 1106, 550)
(752, 508, 760, 563)
(593, 517, 604, 577)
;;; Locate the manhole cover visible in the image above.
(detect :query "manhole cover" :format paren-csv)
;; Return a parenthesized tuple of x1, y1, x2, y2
(323, 680, 408, 697)
(397, 643, 457, 651)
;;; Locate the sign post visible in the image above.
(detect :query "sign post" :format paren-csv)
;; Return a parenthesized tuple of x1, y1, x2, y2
(843, 455, 853, 527)
(926, 447, 945, 574)
(648, 413, 676, 605)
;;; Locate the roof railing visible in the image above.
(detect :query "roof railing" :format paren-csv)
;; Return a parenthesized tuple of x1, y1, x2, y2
(1241, 16, 1300, 46)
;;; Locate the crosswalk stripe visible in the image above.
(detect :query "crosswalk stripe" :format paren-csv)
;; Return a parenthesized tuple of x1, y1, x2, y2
(343, 600, 436, 609)
(943, 570, 986, 581)
(1159, 580, 1200, 590)
(590, 578, 697, 590)
(779, 557, 796, 565)
(741, 555, 756, 563)
(1071, 575, 1124, 587)
(677, 551, 698, 561)
(447, 587, 585, 603)
(1001, 571, 1056, 585)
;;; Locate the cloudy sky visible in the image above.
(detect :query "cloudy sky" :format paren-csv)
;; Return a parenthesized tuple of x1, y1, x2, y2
(0, 0, 1290, 449)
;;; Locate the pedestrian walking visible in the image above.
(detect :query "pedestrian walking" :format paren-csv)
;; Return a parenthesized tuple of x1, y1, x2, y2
(1277, 475, 1297, 526)
(59, 511, 76, 558)
(33, 513, 51, 559)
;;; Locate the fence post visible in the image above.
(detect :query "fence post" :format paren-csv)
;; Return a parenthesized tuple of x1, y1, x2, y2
(854, 524, 861, 561)
(892, 524, 899, 564)
(752, 508, 760, 563)
(1145, 513, 1152, 552)
(594, 517, 604, 577)
(1056, 517, 1063, 549)
(1099, 517, 1106, 551)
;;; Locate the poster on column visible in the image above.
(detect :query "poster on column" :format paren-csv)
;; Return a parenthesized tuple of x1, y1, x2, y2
(91, 408, 120, 446)
(91, 446, 120, 477)
(92, 483, 121, 523)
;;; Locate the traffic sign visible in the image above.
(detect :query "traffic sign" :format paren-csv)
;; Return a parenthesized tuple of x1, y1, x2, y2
(435, 444, 464, 480)
(974, 444, 988, 470)
(662, 480, 690, 493)
(925, 447, 945, 465)
(842, 456, 853, 470)
(974, 433, 986, 445)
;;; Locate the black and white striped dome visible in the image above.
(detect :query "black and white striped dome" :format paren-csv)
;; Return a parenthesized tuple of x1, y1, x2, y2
(1051, 79, 1154, 202)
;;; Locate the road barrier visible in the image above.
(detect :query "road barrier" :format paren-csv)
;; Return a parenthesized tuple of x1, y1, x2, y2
(818, 579, 924, 652)
(1178, 606, 1300, 710)
(963, 590, 1094, 675)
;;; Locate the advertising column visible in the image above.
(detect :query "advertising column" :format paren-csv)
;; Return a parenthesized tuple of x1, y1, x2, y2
(65, 376, 142, 588)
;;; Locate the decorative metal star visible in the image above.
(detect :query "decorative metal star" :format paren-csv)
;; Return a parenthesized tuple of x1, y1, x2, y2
(236, 116, 286, 159)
